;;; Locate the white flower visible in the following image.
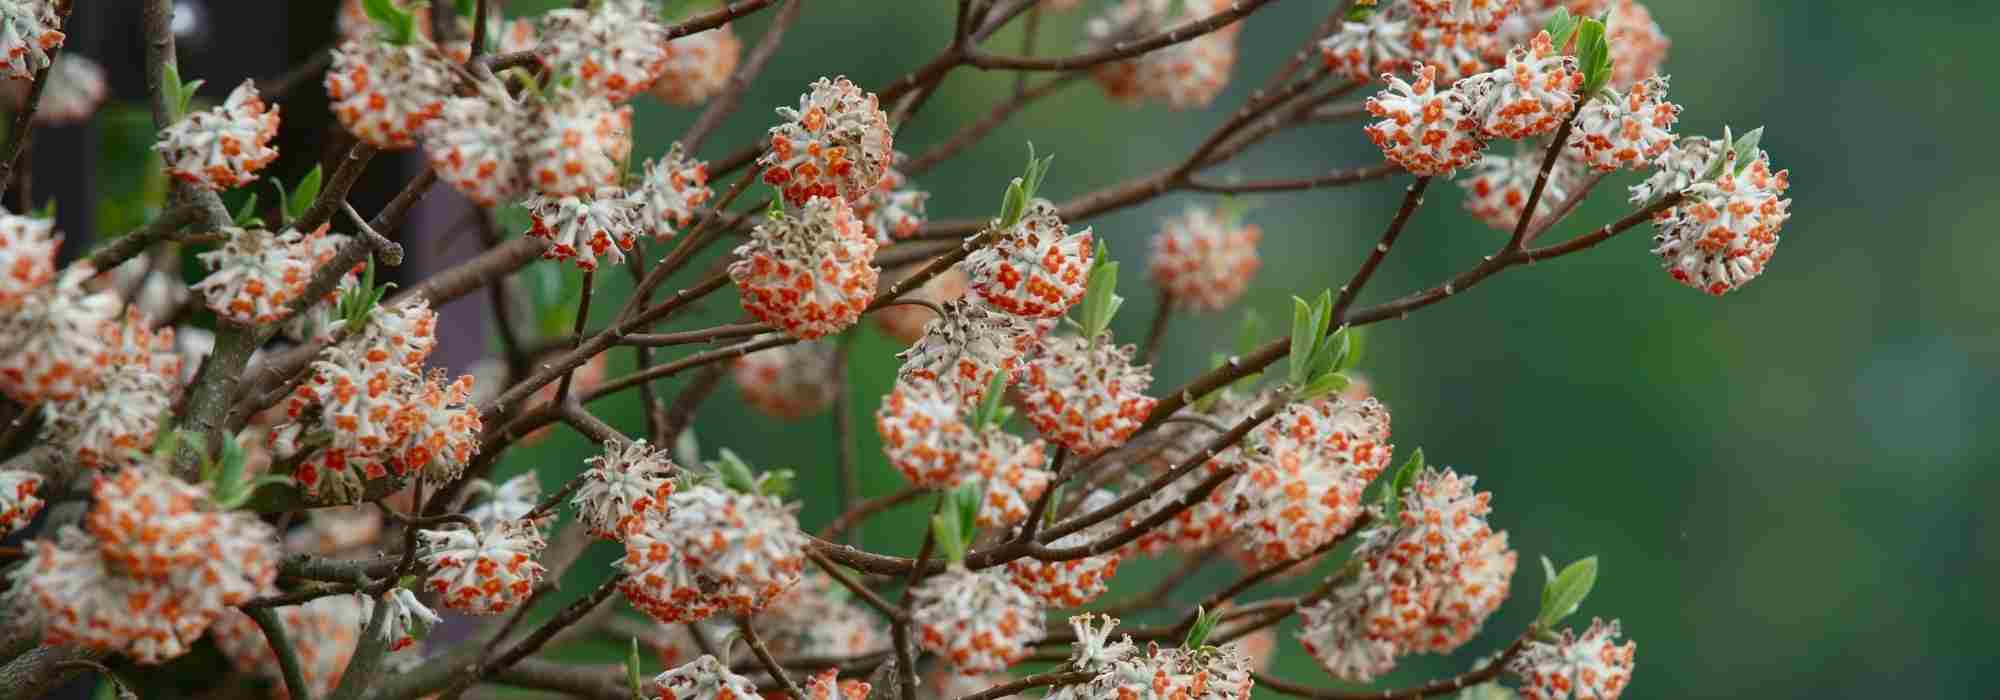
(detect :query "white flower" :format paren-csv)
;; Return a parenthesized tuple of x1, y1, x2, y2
(0, 207, 57, 308)
(540, 0, 670, 103)
(758, 77, 893, 207)
(648, 655, 761, 700)
(616, 483, 807, 623)
(896, 299, 1030, 405)
(155, 80, 281, 191)
(526, 188, 646, 271)
(1509, 618, 1638, 700)
(632, 143, 714, 241)
(910, 564, 1045, 673)
(1567, 76, 1679, 172)
(0, 265, 117, 403)
(41, 312, 181, 469)
(380, 587, 442, 652)
(0, 0, 64, 79)
(0, 469, 43, 536)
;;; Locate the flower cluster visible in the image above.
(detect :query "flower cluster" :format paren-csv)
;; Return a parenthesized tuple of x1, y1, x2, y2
(876, 376, 1054, 528)
(39, 311, 182, 469)
(1015, 332, 1157, 456)
(1455, 150, 1579, 232)
(1509, 618, 1638, 700)
(525, 188, 645, 271)
(896, 298, 1031, 404)
(419, 519, 549, 614)
(1567, 76, 1680, 172)
(1050, 614, 1256, 700)
(855, 155, 930, 243)
(0, 207, 57, 307)
(733, 338, 841, 419)
(279, 299, 483, 503)
(192, 225, 348, 326)
(325, 37, 452, 149)
(0, 53, 103, 124)
(1084, 0, 1243, 110)
(648, 18, 741, 106)
(759, 77, 894, 207)
(616, 481, 807, 624)
(648, 655, 761, 700)
(1296, 467, 1515, 681)
(1363, 64, 1486, 176)
(573, 438, 679, 539)
(633, 143, 715, 240)
(1006, 490, 1124, 607)
(911, 564, 1046, 673)
(156, 80, 281, 191)
(1148, 205, 1263, 312)
(1649, 140, 1791, 295)
(20, 468, 279, 664)
(540, 0, 671, 103)
(1224, 395, 1394, 566)
(966, 199, 1095, 318)
(0, 264, 117, 403)
(729, 195, 880, 340)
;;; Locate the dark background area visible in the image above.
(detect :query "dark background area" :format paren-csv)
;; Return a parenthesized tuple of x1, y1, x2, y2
(20, 1, 1996, 698)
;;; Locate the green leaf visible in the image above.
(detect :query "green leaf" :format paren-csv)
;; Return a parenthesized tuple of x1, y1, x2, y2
(1182, 605, 1220, 649)
(712, 448, 759, 494)
(930, 511, 966, 563)
(1288, 296, 1314, 386)
(1728, 126, 1766, 176)
(759, 469, 796, 499)
(216, 434, 248, 502)
(997, 177, 1027, 229)
(289, 165, 323, 222)
(1539, 555, 1559, 613)
(1543, 7, 1579, 49)
(1536, 556, 1600, 629)
(32, 198, 54, 220)
(1339, 327, 1366, 372)
(162, 62, 184, 120)
(951, 479, 983, 542)
(1574, 18, 1613, 96)
(1344, 3, 1375, 21)
(1295, 371, 1351, 401)
(627, 637, 646, 699)
(1378, 447, 1423, 521)
(363, 0, 419, 44)
(230, 193, 262, 227)
(1078, 244, 1122, 340)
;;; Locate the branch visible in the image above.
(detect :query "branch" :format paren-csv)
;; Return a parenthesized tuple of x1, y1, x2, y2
(681, 0, 803, 152)
(248, 606, 315, 700)
(964, 0, 1273, 71)
(1254, 632, 1532, 700)
(739, 617, 805, 700)
(955, 669, 1097, 700)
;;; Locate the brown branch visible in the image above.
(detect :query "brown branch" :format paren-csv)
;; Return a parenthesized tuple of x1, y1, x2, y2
(740, 617, 806, 700)
(955, 669, 1097, 700)
(1253, 632, 1532, 700)
(967, 0, 1273, 71)
(1185, 162, 1398, 194)
(553, 270, 597, 404)
(806, 550, 906, 622)
(818, 486, 927, 541)
(1505, 101, 1584, 252)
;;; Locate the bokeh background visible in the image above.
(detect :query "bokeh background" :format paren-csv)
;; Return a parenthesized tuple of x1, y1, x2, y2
(29, 0, 1999, 698)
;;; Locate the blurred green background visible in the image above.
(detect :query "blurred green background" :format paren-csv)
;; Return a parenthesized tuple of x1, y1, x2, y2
(487, 1, 2000, 698)
(72, 0, 1999, 697)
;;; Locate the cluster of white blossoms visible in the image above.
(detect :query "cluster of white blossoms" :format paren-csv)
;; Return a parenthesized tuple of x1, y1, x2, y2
(910, 563, 1046, 673)
(1085, 0, 1244, 109)
(17, 468, 279, 664)
(418, 518, 548, 615)
(730, 194, 879, 340)
(733, 337, 841, 419)
(155, 80, 281, 191)
(1223, 395, 1395, 566)
(1048, 614, 1256, 700)
(1148, 205, 1263, 312)
(614, 470, 808, 624)
(1296, 467, 1518, 682)
(0, 0, 65, 79)
(572, 438, 678, 538)
(273, 298, 483, 504)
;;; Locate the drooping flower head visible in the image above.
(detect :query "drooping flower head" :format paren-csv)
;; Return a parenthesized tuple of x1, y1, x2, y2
(1225, 395, 1393, 566)
(525, 188, 646, 271)
(156, 80, 281, 191)
(1148, 205, 1262, 312)
(1015, 332, 1157, 456)
(965, 199, 1095, 318)
(1319, 5, 1414, 81)
(192, 225, 347, 326)
(424, 84, 528, 207)
(1006, 490, 1124, 607)
(1390, 466, 1494, 573)
(633, 143, 714, 241)
(0, 265, 117, 403)
(732, 338, 841, 420)
(896, 298, 1030, 405)
(1414, 529, 1516, 653)
(1509, 618, 1638, 700)
(524, 92, 634, 197)
(1605, 0, 1669, 90)
(0, 0, 64, 79)
(572, 438, 678, 539)
(1462, 31, 1581, 140)
(325, 37, 452, 149)
(854, 156, 929, 244)
(1364, 64, 1486, 176)
(1456, 150, 1580, 232)
(910, 564, 1045, 673)
(1651, 138, 1790, 295)
(24, 468, 279, 665)
(0, 207, 57, 308)
(959, 429, 1052, 529)
(617, 480, 807, 623)
(729, 195, 880, 340)
(420, 519, 548, 614)
(41, 311, 181, 469)
(648, 655, 761, 700)
(379, 586, 441, 652)
(759, 77, 893, 207)
(876, 375, 973, 487)
(648, 18, 741, 106)
(540, 0, 670, 102)
(1567, 76, 1679, 172)
(1295, 538, 1433, 682)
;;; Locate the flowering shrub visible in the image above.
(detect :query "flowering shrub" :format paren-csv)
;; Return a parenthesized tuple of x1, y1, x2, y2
(0, 2, 1807, 699)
